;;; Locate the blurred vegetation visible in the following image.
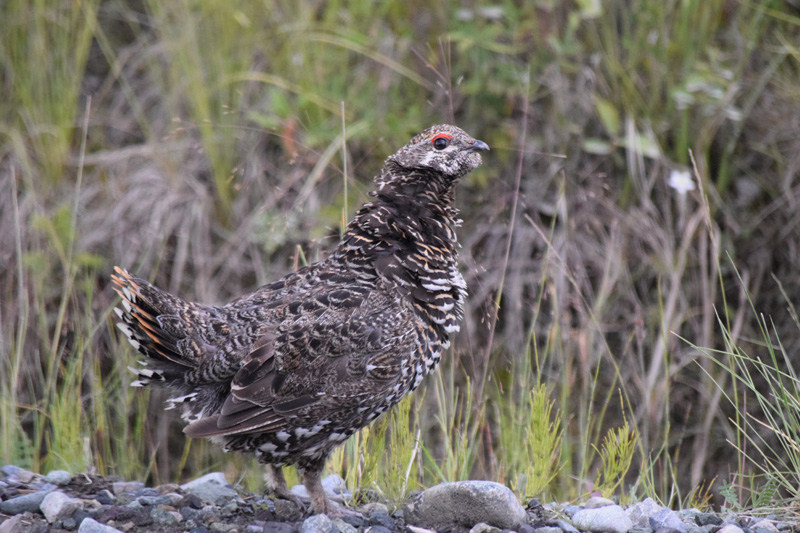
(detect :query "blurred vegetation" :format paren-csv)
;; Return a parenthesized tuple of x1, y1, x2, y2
(2, 0, 800, 511)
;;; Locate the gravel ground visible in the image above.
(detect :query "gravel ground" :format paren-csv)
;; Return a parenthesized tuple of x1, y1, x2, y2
(0, 465, 796, 533)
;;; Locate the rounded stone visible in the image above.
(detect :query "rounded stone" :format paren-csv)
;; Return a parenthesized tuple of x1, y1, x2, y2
(626, 497, 662, 528)
(649, 507, 687, 533)
(585, 496, 616, 509)
(717, 525, 745, 533)
(404, 480, 526, 531)
(150, 504, 183, 525)
(301, 514, 339, 533)
(44, 470, 73, 486)
(77, 517, 125, 533)
(0, 489, 52, 515)
(1, 465, 36, 484)
(571, 504, 633, 533)
(179, 473, 238, 504)
(470, 523, 502, 533)
(41, 490, 84, 523)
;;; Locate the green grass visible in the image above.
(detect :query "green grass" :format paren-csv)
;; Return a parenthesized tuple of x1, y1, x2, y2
(2, 0, 800, 513)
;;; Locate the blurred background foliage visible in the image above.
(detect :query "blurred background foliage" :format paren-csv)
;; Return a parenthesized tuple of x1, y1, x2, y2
(2, 0, 800, 509)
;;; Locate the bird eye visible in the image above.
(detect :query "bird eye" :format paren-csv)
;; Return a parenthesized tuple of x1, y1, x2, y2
(432, 135, 450, 150)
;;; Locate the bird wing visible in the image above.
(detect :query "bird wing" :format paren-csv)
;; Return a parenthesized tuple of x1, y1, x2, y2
(183, 286, 403, 438)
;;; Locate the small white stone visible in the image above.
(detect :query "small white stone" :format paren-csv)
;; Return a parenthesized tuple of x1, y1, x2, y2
(41, 491, 83, 523)
(180, 472, 227, 490)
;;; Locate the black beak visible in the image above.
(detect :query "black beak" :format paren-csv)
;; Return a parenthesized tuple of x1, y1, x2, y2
(464, 139, 490, 152)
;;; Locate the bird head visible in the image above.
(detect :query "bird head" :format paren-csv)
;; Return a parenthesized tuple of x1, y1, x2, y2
(387, 124, 489, 179)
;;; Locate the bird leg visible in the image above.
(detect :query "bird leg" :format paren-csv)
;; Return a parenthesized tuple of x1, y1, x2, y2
(300, 466, 331, 515)
(264, 465, 306, 510)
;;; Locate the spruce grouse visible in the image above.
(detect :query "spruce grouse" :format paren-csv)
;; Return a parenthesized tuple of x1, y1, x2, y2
(112, 124, 489, 515)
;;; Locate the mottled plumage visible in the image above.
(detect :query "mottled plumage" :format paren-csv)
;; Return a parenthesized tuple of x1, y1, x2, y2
(112, 124, 488, 515)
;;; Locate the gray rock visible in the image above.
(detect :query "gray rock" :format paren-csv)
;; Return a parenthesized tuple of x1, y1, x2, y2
(322, 474, 349, 496)
(111, 480, 144, 495)
(150, 504, 182, 525)
(677, 509, 701, 521)
(136, 495, 160, 505)
(364, 502, 394, 528)
(44, 469, 72, 486)
(1, 465, 36, 483)
(0, 515, 25, 533)
(211, 523, 240, 532)
(649, 507, 686, 533)
(301, 513, 339, 533)
(181, 471, 228, 490)
(627, 498, 662, 528)
(407, 526, 438, 533)
(364, 527, 392, 533)
(695, 513, 722, 526)
(564, 505, 582, 517)
(78, 517, 124, 533)
(0, 489, 52, 514)
(263, 522, 298, 533)
(246, 525, 265, 533)
(333, 517, 359, 533)
(179, 472, 237, 504)
(585, 496, 616, 509)
(554, 519, 580, 533)
(41, 490, 84, 523)
(291, 474, 349, 503)
(534, 528, 564, 533)
(571, 504, 633, 533)
(470, 523, 502, 533)
(162, 492, 184, 506)
(717, 525, 744, 533)
(750, 520, 779, 532)
(220, 500, 238, 518)
(404, 480, 525, 531)
(273, 497, 305, 522)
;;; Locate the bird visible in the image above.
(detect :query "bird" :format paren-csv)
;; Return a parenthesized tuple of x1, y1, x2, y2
(111, 124, 489, 515)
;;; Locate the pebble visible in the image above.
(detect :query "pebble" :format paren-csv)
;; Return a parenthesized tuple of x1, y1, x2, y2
(78, 517, 124, 533)
(0, 488, 53, 514)
(584, 496, 616, 509)
(554, 521, 580, 533)
(534, 527, 564, 533)
(181, 472, 229, 490)
(0, 515, 25, 533)
(41, 490, 84, 523)
(334, 517, 359, 533)
(718, 525, 745, 533)
(301, 513, 339, 533)
(650, 507, 687, 533)
(364, 527, 393, 533)
(1, 465, 799, 533)
(273, 497, 305, 522)
(627, 497, 661, 528)
(470, 523, 502, 533)
(696, 513, 723, 526)
(210, 523, 239, 532)
(44, 469, 73, 486)
(262, 522, 297, 533)
(291, 474, 351, 502)
(180, 472, 238, 504)
(150, 504, 183, 525)
(571, 504, 633, 533)
(752, 519, 780, 532)
(404, 480, 525, 531)
(112, 480, 144, 495)
(1, 465, 37, 483)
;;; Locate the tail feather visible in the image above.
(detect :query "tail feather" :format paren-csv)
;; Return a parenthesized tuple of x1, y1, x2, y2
(111, 267, 197, 386)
